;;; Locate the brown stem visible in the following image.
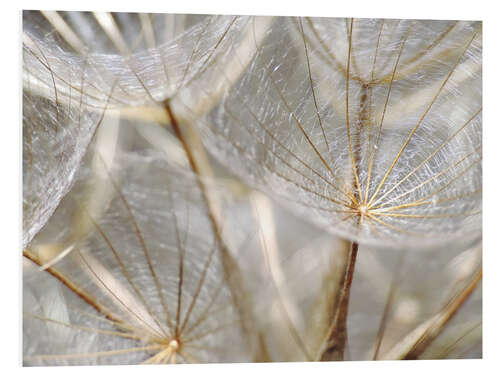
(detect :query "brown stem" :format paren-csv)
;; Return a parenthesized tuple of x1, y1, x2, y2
(319, 76, 365, 362)
(23, 250, 122, 324)
(320, 241, 359, 361)
(403, 267, 482, 360)
(163, 99, 267, 360)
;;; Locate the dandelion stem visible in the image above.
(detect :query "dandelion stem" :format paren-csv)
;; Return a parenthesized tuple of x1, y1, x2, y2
(320, 240, 359, 361)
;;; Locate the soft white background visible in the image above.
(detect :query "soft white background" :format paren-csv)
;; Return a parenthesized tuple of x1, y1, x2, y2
(3, 0, 498, 373)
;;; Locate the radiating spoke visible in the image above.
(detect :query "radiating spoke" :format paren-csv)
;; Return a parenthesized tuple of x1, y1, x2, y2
(371, 108, 481, 207)
(78, 202, 170, 337)
(23, 250, 122, 324)
(367, 31, 478, 207)
(25, 313, 140, 341)
(344, 18, 363, 203)
(376, 149, 481, 209)
(74, 249, 165, 338)
(97, 156, 173, 331)
(178, 239, 218, 335)
(26, 344, 163, 362)
(364, 24, 411, 203)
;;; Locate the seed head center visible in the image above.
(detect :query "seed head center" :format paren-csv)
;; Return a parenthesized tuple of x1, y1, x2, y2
(169, 339, 179, 351)
(358, 204, 368, 215)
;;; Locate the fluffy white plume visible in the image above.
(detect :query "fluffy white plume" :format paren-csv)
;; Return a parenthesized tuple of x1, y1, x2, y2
(193, 18, 482, 247)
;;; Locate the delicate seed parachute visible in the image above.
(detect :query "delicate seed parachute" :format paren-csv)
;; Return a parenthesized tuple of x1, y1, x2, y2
(24, 150, 251, 365)
(191, 17, 482, 247)
(22, 13, 276, 248)
(22, 41, 106, 249)
(22, 12, 272, 117)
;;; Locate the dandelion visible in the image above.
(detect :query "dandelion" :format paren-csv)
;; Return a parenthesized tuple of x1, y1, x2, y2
(197, 17, 482, 246)
(22, 12, 482, 365)
(24, 150, 252, 365)
(193, 16, 482, 359)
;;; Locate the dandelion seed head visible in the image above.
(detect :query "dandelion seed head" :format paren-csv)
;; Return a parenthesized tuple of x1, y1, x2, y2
(199, 17, 482, 247)
(22, 11, 482, 365)
(168, 339, 179, 351)
(358, 204, 368, 215)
